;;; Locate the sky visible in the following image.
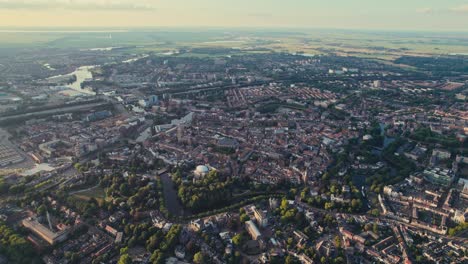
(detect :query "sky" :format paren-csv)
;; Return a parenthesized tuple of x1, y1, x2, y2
(0, 0, 468, 31)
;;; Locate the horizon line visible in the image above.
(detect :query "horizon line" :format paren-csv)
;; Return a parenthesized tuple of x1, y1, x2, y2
(1, 26, 468, 34)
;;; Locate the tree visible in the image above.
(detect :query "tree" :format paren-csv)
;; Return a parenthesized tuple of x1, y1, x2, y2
(120, 183, 130, 196)
(193, 252, 205, 264)
(37, 204, 47, 216)
(232, 233, 245, 246)
(240, 214, 250, 222)
(286, 237, 294, 247)
(334, 256, 345, 264)
(120, 247, 129, 255)
(285, 255, 299, 264)
(150, 250, 164, 264)
(320, 256, 327, 264)
(0, 222, 38, 264)
(334, 235, 341, 248)
(227, 218, 238, 229)
(300, 187, 309, 200)
(74, 163, 82, 172)
(280, 199, 289, 210)
(370, 209, 380, 217)
(351, 199, 361, 211)
(118, 254, 131, 264)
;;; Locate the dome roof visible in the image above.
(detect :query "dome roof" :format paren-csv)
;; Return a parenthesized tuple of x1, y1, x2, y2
(196, 165, 209, 174)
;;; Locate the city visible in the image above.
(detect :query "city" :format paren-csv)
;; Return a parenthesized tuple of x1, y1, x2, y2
(0, 1, 468, 264)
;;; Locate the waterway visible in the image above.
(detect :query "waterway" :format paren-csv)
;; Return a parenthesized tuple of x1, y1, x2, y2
(48, 53, 154, 96)
(351, 123, 395, 208)
(66, 66, 96, 95)
(160, 173, 188, 217)
(380, 123, 395, 149)
(122, 54, 149, 63)
(48, 66, 96, 96)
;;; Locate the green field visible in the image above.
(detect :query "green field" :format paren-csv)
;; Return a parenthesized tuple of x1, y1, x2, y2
(1, 28, 468, 61)
(72, 186, 107, 203)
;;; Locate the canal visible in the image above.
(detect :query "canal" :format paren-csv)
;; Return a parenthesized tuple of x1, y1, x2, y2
(160, 173, 189, 217)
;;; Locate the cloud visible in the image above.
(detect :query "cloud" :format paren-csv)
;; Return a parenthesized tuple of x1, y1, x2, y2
(416, 7, 433, 14)
(0, 0, 157, 11)
(449, 4, 468, 13)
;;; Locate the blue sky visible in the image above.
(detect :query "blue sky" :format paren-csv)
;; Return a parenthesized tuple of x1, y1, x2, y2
(0, 0, 467, 31)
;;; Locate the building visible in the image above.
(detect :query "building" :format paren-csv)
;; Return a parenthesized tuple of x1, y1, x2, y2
(253, 207, 268, 228)
(269, 198, 279, 210)
(177, 125, 185, 143)
(458, 178, 468, 197)
(175, 246, 186, 259)
(194, 165, 211, 179)
(217, 138, 239, 149)
(423, 168, 454, 186)
(189, 219, 203, 232)
(453, 210, 467, 224)
(38, 140, 72, 157)
(245, 220, 261, 240)
(138, 95, 159, 108)
(373, 80, 382, 88)
(115, 232, 123, 244)
(105, 225, 118, 236)
(85, 110, 112, 122)
(299, 254, 314, 264)
(432, 149, 451, 160)
(22, 217, 69, 245)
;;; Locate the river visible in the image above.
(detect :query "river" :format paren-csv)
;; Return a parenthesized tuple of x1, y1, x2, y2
(66, 66, 96, 95)
(48, 66, 96, 96)
(48, 53, 153, 96)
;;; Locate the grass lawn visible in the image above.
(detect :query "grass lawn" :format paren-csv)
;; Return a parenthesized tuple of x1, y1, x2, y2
(72, 186, 107, 204)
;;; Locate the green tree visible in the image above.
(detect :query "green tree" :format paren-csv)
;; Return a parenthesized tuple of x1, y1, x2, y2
(118, 254, 131, 264)
(193, 252, 205, 264)
(120, 247, 129, 255)
(232, 233, 245, 246)
(285, 255, 299, 264)
(240, 214, 250, 222)
(37, 204, 47, 215)
(280, 199, 289, 210)
(120, 183, 130, 196)
(334, 235, 341, 248)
